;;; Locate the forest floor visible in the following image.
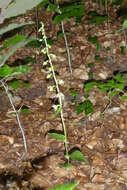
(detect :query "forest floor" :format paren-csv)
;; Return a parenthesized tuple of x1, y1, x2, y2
(0, 1, 127, 189)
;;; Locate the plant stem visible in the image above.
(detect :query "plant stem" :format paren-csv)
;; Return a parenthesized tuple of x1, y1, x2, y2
(40, 23, 69, 162)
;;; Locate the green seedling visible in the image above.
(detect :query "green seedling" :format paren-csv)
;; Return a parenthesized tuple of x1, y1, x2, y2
(88, 36, 101, 51)
(0, 64, 31, 78)
(21, 106, 30, 114)
(116, 19, 127, 34)
(71, 89, 78, 102)
(53, 2, 85, 24)
(88, 11, 108, 25)
(95, 54, 101, 61)
(84, 73, 127, 101)
(48, 132, 65, 142)
(76, 99, 94, 115)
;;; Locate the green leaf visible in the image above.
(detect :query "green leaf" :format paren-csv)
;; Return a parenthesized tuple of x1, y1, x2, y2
(97, 81, 113, 92)
(84, 81, 97, 93)
(96, 43, 101, 51)
(76, 102, 85, 114)
(76, 100, 93, 115)
(115, 83, 124, 91)
(88, 36, 98, 44)
(13, 65, 30, 75)
(0, 64, 13, 77)
(0, 22, 34, 36)
(8, 79, 20, 90)
(0, 64, 30, 78)
(71, 89, 78, 99)
(121, 95, 127, 101)
(57, 31, 64, 39)
(88, 11, 108, 25)
(55, 105, 62, 117)
(109, 90, 119, 98)
(123, 20, 127, 29)
(83, 99, 94, 115)
(8, 79, 31, 90)
(48, 132, 65, 142)
(95, 54, 100, 61)
(47, 3, 59, 13)
(114, 73, 125, 83)
(3, 34, 26, 48)
(21, 107, 30, 114)
(70, 150, 87, 163)
(88, 36, 101, 51)
(2, 0, 44, 23)
(53, 3, 85, 24)
(49, 181, 78, 190)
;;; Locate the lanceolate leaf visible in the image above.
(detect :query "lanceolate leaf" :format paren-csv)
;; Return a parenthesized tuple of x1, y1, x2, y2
(2, 0, 44, 23)
(50, 181, 78, 190)
(70, 150, 87, 163)
(48, 132, 65, 142)
(0, 22, 34, 36)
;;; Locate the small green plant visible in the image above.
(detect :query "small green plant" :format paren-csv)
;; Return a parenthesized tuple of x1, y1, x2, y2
(116, 19, 127, 33)
(84, 73, 127, 102)
(8, 79, 31, 90)
(76, 99, 94, 116)
(88, 11, 108, 25)
(39, 21, 87, 189)
(70, 89, 78, 102)
(46, 1, 85, 24)
(88, 36, 101, 51)
(20, 106, 31, 115)
(39, 22, 70, 163)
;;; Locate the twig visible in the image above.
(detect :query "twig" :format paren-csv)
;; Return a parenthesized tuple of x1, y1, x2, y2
(35, 7, 39, 39)
(61, 21, 72, 75)
(101, 97, 111, 117)
(56, 2, 72, 75)
(123, 29, 127, 49)
(0, 79, 27, 159)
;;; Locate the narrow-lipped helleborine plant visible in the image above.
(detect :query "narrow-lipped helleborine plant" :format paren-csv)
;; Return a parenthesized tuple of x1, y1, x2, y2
(39, 22, 69, 163)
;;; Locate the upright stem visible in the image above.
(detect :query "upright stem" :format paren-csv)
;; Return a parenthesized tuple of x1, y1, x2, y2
(40, 23, 69, 161)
